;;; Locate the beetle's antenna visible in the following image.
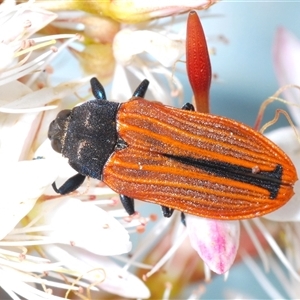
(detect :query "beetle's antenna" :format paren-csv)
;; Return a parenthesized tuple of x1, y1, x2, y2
(133, 79, 149, 98)
(90, 77, 107, 100)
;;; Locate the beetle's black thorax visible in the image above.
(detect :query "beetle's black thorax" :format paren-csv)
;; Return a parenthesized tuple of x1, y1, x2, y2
(62, 100, 120, 179)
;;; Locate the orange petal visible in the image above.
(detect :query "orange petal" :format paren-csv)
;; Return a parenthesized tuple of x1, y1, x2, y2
(186, 11, 211, 113)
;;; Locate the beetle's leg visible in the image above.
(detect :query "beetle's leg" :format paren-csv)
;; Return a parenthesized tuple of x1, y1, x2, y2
(132, 79, 149, 98)
(161, 206, 174, 218)
(120, 194, 135, 215)
(52, 173, 86, 194)
(182, 103, 195, 111)
(180, 212, 186, 226)
(90, 77, 107, 100)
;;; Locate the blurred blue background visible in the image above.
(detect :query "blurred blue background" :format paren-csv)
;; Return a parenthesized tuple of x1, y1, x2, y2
(202, 1, 300, 131)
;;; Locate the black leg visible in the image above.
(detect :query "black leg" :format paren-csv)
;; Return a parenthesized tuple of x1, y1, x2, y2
(161, 206, 174, 218)
(182, 102, 195, 111)
(90, 77, 107, 100)
(120, 194, 135, 215)
(180, 212, 186, 226)
(132, 79, 149, 98)
(52, 173, 86, 194)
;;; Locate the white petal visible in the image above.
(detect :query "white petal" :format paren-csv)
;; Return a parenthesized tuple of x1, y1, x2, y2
(273, 28, 300, 126)
(113, 29, 185, 67)
(45, 244, 150, 299)
(0, 4, 57, 43)
(138, 30, 185, 67)
(0, 268, 66, 300)
(110, 63, 134, 101)
(265, 126, 300, 165)
(0, 159, 60, 240)
(0, 111, 40, 162)
(35, 198, 132, 255)
(0, 81, 56, 113)
(0, 43, 16, 71)
(0, 80, 32, 104)
(34, 138, 62, 160)
(264, 185, 300, 222)
(0, 78, 89, 112)
(113, 29, 144, 65)
(264, 127, 300, 221)
(186, 215, 240, 274)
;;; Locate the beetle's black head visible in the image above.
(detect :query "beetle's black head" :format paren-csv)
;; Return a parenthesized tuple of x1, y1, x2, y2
(48, 100, 120, 179)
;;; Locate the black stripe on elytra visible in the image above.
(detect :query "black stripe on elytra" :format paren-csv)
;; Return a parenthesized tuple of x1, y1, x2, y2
(163, 154, 283, 199)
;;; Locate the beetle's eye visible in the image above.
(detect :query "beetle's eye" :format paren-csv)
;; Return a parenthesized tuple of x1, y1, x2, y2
(51, 138, 63, 153)
(57, 109, 71, 119)
(48, 119, 62, 141)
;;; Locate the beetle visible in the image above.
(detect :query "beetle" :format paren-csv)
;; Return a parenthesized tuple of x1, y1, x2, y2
(48, 77, 297, 220)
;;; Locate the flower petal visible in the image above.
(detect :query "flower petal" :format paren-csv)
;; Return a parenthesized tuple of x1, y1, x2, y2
(0, 43, 16, 71)
(0, 111, 41, 162)
(35, 0, 216, 23)
(99, 0, 216, 23)
(264, 127, 300, 221)
(69, 45, 115, 85)
(113, 29, 185, 67)
(45, 244, 151, 299)
(186, 215, 240, 274)
(0, 80, 32, 104)
(273, 27, 300, 126)
(0, 78, 90, 113)
(33, 198, 132, 255)
(0, 4, 57, 43)
(0, 159, 60, 240)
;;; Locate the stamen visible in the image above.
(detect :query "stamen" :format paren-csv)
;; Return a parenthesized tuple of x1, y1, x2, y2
(20, 39, 35, 49)
(144, 229, 188, 279)
(23, 20, 31, 28)
(269, 255, 296, 299)
(252, 218, 300, 281)
(114, 255, 152, 270)
(187, 285, 206, 300)
(223, 270, 229, 282)
(242, 251, 285, 299)
(0, 248, 50, 263)
(122, 217, 172, 273)
(203, 263, 211, 282)
(65, 267, 105, 299)
(136, 224, 145, 233)
(26, 34, 80, 86)
(162, 282, 172, 300)
(241, 220, 269, 272)
(123, 211, 140, 223)
(14, 40, 56, 57)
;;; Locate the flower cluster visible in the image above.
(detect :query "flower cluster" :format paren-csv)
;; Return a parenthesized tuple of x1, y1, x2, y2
(1, 0, 300, 299)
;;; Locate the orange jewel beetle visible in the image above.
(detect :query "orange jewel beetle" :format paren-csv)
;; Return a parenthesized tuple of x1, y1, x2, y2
(48, 12, 297, 220)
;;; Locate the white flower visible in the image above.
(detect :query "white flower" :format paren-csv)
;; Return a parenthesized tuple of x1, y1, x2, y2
(0, 159, 59, 240)
(0, 1, 135, 299)
(45, 245, 150, 298)
(29, 197, 132, 255)
(35, 0, 216, 23)
(111, 25, 185, 104)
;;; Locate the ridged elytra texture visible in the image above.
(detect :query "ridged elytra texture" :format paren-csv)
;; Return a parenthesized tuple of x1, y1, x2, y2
(103, 98, 297, 220)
